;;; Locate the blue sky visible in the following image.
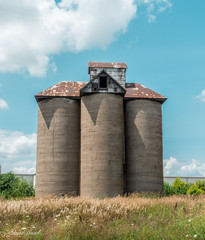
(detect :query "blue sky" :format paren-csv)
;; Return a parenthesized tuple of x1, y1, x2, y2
(0, 0, 205, 176)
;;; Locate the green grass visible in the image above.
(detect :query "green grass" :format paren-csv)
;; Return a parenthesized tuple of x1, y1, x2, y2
(0, 195, 205, 239)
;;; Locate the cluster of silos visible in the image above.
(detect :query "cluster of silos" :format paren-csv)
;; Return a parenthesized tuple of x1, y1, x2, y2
(35, 62, 165, 197)
(36, 98, 80, 196)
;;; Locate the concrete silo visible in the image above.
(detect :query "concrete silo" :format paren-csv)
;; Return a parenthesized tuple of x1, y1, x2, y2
(35, 62, 167, 197)
(36, 98, 80, 196)
(125, 99, 163, 193)
(80, 71, 126, 197)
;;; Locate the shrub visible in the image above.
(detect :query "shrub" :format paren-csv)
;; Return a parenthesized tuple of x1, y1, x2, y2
(0, 172, 35, 199)
(164, 178, 205, 196)
(195, 180, 205, 191)
(187, 184, 205, 195)
(171, 177, 190, 195)
(163, 181, 175, 196)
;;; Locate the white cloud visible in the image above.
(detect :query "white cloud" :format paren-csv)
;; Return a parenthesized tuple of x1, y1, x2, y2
(0, 0, 172, 77)
(196, 90, 205, 102)
(0, 129, 36, 173)
(137, 0, 172, 22)
(164, 156, 205, 177)
(180, 159, 205, 176)
(164, 156, 178, 175)
(0, 98, 9, 110)
(0, 0, 136, 77)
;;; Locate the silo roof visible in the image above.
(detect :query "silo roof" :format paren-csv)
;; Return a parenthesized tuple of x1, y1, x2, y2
(88, 62, 127, 70)
(35, 81, 166, 103)
(125, 83, 167, 102)
(35, 81, 86, 100)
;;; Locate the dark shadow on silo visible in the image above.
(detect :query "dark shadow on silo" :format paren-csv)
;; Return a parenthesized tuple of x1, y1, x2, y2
(126, 106, 147, 151)
(81, 96, 103, 125)
(38, 99, 58, 129)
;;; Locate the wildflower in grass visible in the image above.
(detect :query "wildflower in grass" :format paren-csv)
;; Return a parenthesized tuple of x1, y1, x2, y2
(188, 219, 191, 222)
(54, 218, 57, 221)
(32, 226, 35, 228)
(186, 235, 188, 238)
(22, 227, 26, 230)
(66, 216, 70, 219)
(194, 235, 197, 238)
(56, 214, 61, 217)
(131, 223, 134, 226)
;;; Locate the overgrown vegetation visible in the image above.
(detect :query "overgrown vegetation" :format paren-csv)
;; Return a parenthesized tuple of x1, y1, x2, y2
(0, 172, 35, 199)
(0, 174, 205, 239)
(164, 178, 205, 196)
(0, 195, 205, 239)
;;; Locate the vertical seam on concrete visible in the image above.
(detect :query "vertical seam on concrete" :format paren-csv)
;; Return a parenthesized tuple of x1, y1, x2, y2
(79, 99, 81, 196)
(123, 100, 127, 195)
(52, 99, 55, 174)
(161, 103, 164, 181)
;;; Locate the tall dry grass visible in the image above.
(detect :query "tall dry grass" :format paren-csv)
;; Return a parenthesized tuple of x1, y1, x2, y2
(0, 194, 205, 239)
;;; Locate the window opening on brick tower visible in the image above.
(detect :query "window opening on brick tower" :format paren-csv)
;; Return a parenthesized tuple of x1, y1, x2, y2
(99, 76, 107, 89)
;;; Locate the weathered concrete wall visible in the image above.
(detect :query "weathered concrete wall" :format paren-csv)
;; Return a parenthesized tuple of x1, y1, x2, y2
(125, 99, 163, 193)
(80, 93, 124, 197)
(89, 68, 126, 88)
(36, 98, 80, 196)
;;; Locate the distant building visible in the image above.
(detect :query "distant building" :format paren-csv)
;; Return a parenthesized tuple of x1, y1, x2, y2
(35, 62, 166, 197)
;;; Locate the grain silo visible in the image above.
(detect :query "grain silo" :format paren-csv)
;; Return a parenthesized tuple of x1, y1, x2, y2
(125, 99, 163, 193)
(35, 62, 166, 197)
(80, 70, 126, 197)
(35, 83, 82, 196)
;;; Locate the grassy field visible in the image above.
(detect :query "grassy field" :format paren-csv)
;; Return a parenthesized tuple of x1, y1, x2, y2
(0, 194, 205, 240)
